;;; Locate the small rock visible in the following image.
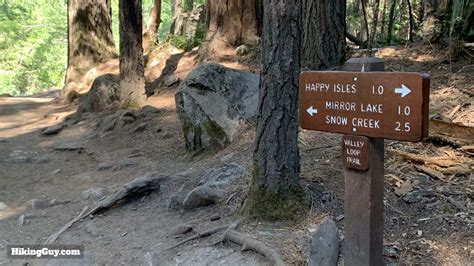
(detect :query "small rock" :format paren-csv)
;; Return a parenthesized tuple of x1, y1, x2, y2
(18, 215, 25, 226)
(41, 124, 65, 136)
(119, 110, 137, 126)
(308, 217, 339, 266)
(198, 163, 245, 188)
(384, 246, 399, 259)
(209, 214, 220, 221)
(50, 199, 69, 206)
(167, 191, 187, 210)
(52, 169, 61, 174)
(163, 75, 180, 87)
(117, 159, 136, 170)
(28, 199, 49, 209)
(402, 189, 435, 203)
(54, 141, 84, 151)
(131, 123, 147, 133)
(5, 156, 29, 164)
(0, 202, 8, 210)
(101, 114, 117, 133)
(170, 224, 193, 236)
(82, 187, 106, 200)
(84, 222, 100, 237)
(182, 186, 223, 210)
(97, 163, 113, 171)
(34, 154, 51, 164)
(139, 105, 160, 118)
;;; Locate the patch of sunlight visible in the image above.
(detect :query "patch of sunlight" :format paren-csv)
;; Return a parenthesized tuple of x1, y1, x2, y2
(0, 205, 26, 221)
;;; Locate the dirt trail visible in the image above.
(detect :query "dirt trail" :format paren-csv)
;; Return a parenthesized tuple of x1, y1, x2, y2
(0, 45, 472, 265)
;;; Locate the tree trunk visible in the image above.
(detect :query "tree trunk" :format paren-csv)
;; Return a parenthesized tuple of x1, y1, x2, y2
(406, 0, 414, 42)
(64, 0, 116, 99)
(199, 0, 259, 59)
(183, 0, 193, 11)
(422, 0, 450, 42)
(301, 0, 346, 70)
(241, 0, 306, 221)
(359, 0, 368, 42)
(143, 0, 162, 53)
(387, 0, 397, 44)
(380, 0, 388, 41)
(119, 0, 146, 107)
(371, 0, 381, 46)
(169, 0, 183, 34)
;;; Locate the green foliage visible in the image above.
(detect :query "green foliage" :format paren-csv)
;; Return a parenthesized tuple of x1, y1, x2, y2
(163, 22, 205, 51)
(0, 0, 67, 96)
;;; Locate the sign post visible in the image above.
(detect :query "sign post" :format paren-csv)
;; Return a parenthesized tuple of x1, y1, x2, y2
(299, 57, 429, 265)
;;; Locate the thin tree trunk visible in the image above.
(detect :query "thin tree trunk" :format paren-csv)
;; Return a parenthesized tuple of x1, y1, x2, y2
(119, 0, 146, 107)
(387, 0, 397, 44)
(169, 0, 182, 35)
(64, 0, 116, 99)
(380, 0, 387, 41)
(406, 0, 414, 42)
(242, 0, 306, 221)
(301, 0, 346, 70)
(143, 0, 161, 52)
(371, 0, 381, 46)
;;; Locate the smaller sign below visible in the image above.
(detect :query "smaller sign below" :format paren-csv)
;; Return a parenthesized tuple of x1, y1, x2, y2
(342, 135, 369, 171)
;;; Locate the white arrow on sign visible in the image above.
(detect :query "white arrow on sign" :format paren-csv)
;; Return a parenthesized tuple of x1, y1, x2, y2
(395, 84, 411, 98)
(306, 106, 318, 116)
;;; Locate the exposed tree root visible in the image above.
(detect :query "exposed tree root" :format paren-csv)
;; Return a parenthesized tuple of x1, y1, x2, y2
(44, 173, 167, 244)
(168, 221, 239, 250)
(223, 229, 285, 266)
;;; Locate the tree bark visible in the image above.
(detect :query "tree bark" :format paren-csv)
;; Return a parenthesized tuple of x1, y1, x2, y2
(64, 0, 116, 98)
(169, 0, 183, 34)
(119, 0, 146, 107)
(143, 0, 161, 52)
(387, 0, 397, 44)
(301, 0, 346, 70)
(242, 0, 306, 221)
(371, 0, 381, 46)
(380, 0, 387, 42)
(406, 0, 414, 42)
(199, 0, 259, 59)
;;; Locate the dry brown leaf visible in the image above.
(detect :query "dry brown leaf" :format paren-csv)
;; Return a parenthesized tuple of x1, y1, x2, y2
(394, 180, 414, 196)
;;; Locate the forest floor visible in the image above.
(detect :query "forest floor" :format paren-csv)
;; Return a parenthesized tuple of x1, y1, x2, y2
(0, 44, 472, 265)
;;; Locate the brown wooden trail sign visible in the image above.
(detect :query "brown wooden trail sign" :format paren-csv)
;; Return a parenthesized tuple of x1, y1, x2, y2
(299, 57, 430, 266)
(299, 71, 430, 141)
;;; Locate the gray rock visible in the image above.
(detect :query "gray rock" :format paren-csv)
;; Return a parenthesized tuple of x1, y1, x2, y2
(175, 63, 259, 152)
(0, 202, 8, 210)
(84, 222, 100, 237)
(82, 187, 106, 200)
(138, 105, 160, 118)
(198, 163, 245, 188)
(168, 191, 187, 210)
(182, 186, 223, 210)
(308, 217, 339, 266)
(5, 150, 29, 163)
(18, 215, 25, 226)
(34, 154, 51, 164)
(50, 199, 69, 206)
(117, 159, 137, 169)
(41, 124, 65, 136)
(97, 163, 113, 171)
(163, 75, 180, 87)
(54, 141, 84, 151)
(28, 199, 50, 209)
(119, 110, 137, 126)
(170, 224, 193, 236)
(52, 169, 61, 174)
(131, 122, 147, 133)
(101, 113, 117, 133)
(76, 74, 120, 116)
